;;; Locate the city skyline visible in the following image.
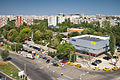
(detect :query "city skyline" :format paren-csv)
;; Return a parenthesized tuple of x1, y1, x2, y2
(0, 0, 120, 15)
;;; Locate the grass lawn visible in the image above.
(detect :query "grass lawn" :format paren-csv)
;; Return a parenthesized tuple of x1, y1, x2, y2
(0, 61, 23, 80)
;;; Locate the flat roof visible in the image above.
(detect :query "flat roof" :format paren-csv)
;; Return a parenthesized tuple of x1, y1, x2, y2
(78, 36, 103, 42)
(71, 35, 110, 42)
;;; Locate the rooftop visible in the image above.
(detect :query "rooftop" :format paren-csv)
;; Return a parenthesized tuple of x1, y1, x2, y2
(71, 35, 110, 42)
(78, 36, 103, 42)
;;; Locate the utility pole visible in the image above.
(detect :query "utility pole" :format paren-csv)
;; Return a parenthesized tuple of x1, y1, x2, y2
(14, 42, 16, 53)
(31, 31, 33, 41)
(24, 63, 26, 80)
(69, 51, 71, 61)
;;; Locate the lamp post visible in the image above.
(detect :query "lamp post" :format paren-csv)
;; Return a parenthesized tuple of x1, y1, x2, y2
(14, 42, 17, 53)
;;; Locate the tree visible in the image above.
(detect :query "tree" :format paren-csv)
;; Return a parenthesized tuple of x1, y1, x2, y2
(33, 30, 44, 41)
(49, 38, 59, 48)
(102, 20, 110, 28)
(37, 19, 48, 32)
(0, 49, 9, 61)
(57, 42, 75, 60)
(15, 35, 21, 43)
(44, 30, 53, 40)
(110, 32, 115, 56)
(81, 29, 91, 35)
(56, 33, 64, 43)
(19, 27, 32, 41)
(2, 30, 8, 39)
(11, 43, 23, 52)
(8, 29, 19, 42)
(68, 32, 80, 37)
(93, 32, 103, 36)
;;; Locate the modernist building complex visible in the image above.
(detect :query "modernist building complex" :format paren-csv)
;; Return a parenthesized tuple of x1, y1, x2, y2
(70, 35, 110, 56)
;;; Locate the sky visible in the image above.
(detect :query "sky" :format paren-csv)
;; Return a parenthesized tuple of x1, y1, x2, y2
(0, 0, 120, 15)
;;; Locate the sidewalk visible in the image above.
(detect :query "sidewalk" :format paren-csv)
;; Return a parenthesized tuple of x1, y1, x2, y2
(26, 41, 56, 52)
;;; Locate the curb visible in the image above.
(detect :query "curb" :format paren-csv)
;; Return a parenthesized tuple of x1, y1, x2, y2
(9, 61, 31, 80)
(0, 71, 14, 80)
(0, 47, 31, 80)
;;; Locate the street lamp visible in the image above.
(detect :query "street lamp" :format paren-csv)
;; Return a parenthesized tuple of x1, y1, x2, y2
(14, 42, 17, 53)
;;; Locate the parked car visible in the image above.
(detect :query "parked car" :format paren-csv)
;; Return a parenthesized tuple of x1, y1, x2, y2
(112, 66, 119, 71)
(103, 56, 111, 60)
(75, 64, 82, 68)
(26, 53, 34, 60)
(46, 59, 50, 63)
(103, 67, 111, 71)
(21, 48, 28, 52)
(68, 61, 74, 66)
(52, 60, 56, 63)
(94, 60, 102, 64)
(53, 63, 58, 66)
(58, 63, 64, 67)
(79, 56, 83, 59)
(61, 61, 66, 63)
(52, 61, 58, 66)
(28, 51, 32, 53)
(117, 48, 120, 52)
(43, 57, 47, 60)
(93, 67, 100, 70)
(113, 56, 118, 59)
(51, 55, 55, 58)
(91, 62, 97, 66)
(23, 42, 27, 44)
(54, 58, 59, 61)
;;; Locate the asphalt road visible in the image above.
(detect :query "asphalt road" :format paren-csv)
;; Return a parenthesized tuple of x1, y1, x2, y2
(0, 49, 120, 80)
(0, 72, 12, 80)
(0, 49, 55, 80)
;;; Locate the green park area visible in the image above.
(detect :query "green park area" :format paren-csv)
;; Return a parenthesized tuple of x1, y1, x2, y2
(0, 61, 21, 80)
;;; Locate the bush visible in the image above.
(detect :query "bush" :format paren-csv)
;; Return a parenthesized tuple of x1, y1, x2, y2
(5, 67, 11, 70)
(0, 50, 9, 60)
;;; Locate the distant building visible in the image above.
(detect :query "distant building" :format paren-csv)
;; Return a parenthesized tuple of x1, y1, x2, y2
(70, 35, 110, 56)
(48, 15, 58, 26)
(0, 16, 9, 28)
(67, 28, 84, 33)
(16, 16, 33, 27)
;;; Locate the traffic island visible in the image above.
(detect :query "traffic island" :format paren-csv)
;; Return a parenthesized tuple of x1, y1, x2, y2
(0, 61, 27, 80)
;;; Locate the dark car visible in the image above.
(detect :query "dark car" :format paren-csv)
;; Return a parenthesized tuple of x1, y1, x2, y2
(113, 56, 118, 59)
(54, 58, 59, 61)
(51, 55, 55, 58)
(79, 56, 83, 59)
(91, 62, 97, 66)
(103, 56, 111, 60)
(29, 45, 33, 48)
(52, 60, 56, 63)
(95, 60, 102, 64)
(32, 46, 40, 51)
(46, 59, 50, 63)
(53, 62, 58, 66)
(28, 51, 32, 53)
(43, 57, 47, 60)
(21, 48, 28, 52)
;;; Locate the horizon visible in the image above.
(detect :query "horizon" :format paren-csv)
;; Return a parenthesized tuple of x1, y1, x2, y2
(0, 0, 120, 15)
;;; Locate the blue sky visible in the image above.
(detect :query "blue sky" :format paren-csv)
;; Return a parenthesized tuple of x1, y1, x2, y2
(0, 0, 120, 15)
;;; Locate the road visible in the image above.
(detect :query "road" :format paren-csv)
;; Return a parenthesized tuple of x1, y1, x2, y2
(0, 72, 12, 80)
(0, 49, 56, 80)
(0, 48, 120, 80)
